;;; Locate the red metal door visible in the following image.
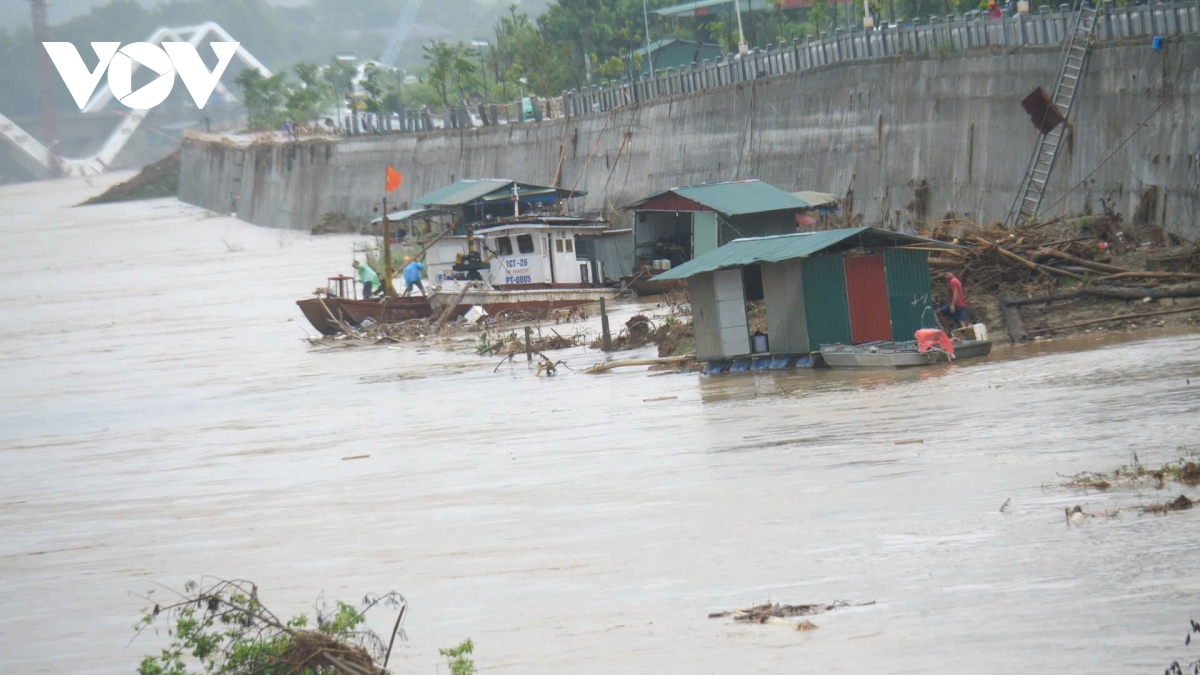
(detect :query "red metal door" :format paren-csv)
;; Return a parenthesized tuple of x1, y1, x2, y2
(843, 255, 892, 343)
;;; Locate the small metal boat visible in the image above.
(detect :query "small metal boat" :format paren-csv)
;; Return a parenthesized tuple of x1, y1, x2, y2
(819, 339, 993, 369)
(296, 275, 436, 336)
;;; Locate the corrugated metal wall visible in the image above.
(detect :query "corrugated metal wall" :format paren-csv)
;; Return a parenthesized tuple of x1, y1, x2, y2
(843, 255, 892, 343)
(761, 259, 809, 354)
(713, 269, 751, 357)
(883, 249, 936, 341)
(801, 254, 851, 351)
(693, 212, 719, 258)
(590, 231, 634, 281)
(688, 272, 724, 361)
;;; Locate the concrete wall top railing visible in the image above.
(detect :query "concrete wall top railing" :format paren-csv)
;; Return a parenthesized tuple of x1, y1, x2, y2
(330, 0, 1198, 138)
(561, 1, 1199, 118)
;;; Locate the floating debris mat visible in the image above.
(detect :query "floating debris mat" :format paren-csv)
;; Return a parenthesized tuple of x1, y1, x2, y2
(708, 600, 875, 630)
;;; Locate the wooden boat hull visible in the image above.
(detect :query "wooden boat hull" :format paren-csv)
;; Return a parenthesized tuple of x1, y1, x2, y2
(338, 297, 436, 325)
(622, 268, 684, 297)
(819, 340, 993, 369)
(297, 297, 359, 336)
(430, 286, 619, 317)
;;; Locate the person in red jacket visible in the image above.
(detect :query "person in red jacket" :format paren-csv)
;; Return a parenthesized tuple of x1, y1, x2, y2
(939, 272, 968, 331)
(988, 1, 1003, 18)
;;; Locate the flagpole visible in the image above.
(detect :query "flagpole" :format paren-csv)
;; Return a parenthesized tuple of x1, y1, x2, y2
(381, 178, 395, 298)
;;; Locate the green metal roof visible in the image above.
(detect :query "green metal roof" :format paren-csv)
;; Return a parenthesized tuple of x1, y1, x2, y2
(414, 179, 510, 207)
(631, 38, 721, 58)
(792, 191, 841, 208)
(654, 0, 750, 17)
(623, 180, 811, 217)
(414, 180, 585, 207)
(654, 227, 958, 281)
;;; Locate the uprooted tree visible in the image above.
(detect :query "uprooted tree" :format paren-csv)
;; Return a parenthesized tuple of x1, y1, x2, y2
(131, 578, 407, 675)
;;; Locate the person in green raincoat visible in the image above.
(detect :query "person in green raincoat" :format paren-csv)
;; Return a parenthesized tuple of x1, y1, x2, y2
(353, 260, 384, 299)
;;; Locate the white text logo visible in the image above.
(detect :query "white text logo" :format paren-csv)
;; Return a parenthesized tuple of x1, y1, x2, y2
(42, 41, 239, 110)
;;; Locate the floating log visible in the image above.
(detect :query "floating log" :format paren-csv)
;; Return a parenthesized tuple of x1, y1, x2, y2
(1027, 304, 1200, 336)
(1096, 270, 1200, 282)
(996, 291, 1028, 342)
(431, 282, 475, 333)
(1033, 247, 1128, 274)
(585, 354, 694, 374)
(1004, 285, 1200, 307)
(967, 235, 1085, 280)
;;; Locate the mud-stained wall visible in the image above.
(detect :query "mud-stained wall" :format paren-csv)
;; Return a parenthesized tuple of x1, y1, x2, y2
(179, 38, 1200, 241)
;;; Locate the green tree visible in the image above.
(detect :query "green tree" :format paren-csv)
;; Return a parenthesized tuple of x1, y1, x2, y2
(234, 67, 289, 129)
(285, 62, 331, 124)
(422, 40, 456, 107)
(361, 62, 387, 112)
(492, 7, 576, 97)
(450, 43, 479, 103)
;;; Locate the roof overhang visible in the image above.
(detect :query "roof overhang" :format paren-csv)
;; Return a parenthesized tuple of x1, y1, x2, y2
(370, 208, 450, 224)
(655, 227, 960, 281)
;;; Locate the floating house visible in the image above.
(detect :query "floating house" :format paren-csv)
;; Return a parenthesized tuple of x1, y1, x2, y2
(653, 227, 959, 362)
(621, 180, 814, 270)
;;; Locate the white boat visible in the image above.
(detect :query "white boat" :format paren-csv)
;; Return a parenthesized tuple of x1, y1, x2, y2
(424, 217, 620, 315)
(819, 340, 993, 369)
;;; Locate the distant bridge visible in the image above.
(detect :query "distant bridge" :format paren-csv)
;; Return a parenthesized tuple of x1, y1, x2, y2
(0, 22, 269, 178)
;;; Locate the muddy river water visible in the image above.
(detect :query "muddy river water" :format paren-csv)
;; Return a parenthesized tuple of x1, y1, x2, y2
(1, 175, 1198, 674)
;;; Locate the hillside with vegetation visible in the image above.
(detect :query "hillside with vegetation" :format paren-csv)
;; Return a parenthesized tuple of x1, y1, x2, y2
(0, 0, 1020, 130)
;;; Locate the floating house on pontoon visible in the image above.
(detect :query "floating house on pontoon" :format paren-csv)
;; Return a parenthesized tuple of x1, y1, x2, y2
(621, 180, 817, 269)
(652, 227, 959, 365)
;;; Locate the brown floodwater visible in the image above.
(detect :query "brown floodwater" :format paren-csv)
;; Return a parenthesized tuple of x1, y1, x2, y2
(1, 175, 1199, 674)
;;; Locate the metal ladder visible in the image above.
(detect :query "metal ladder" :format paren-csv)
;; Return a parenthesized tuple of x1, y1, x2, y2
(1005, 5, 1098, 227)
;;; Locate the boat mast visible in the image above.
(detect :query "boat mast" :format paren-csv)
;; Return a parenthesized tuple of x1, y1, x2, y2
(381, 195, 395, 297)
(512, 182, 520, 217)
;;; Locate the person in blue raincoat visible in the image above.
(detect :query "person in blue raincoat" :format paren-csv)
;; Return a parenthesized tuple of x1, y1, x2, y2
(400, 257, 426, 297)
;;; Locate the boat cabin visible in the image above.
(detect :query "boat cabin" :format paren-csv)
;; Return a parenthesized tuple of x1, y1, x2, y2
(426, 217, 615, 290)
(369, 208, 453, 242)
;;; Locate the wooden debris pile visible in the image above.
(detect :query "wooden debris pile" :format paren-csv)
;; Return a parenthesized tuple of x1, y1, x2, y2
(1055, 451, 1199, 523)
(925, 219, 1200, 292)
(921, 218, 1200, 340)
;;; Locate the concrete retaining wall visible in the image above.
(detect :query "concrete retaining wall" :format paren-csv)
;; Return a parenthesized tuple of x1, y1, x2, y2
(179, 36, 1200, 241)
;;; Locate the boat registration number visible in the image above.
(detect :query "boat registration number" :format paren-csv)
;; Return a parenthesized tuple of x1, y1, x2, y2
(503, 257, 531, 284)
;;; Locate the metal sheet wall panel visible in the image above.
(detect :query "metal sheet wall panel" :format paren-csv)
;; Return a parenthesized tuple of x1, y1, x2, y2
(713, 268, 750, 357)
(843, 254, 892, 343)
(692, 212, 719, 258)
(883, 248, 937, 341)
(801, 254, 852, 351)
(688, 273, 724, 361)
(761, 259, 809, 354)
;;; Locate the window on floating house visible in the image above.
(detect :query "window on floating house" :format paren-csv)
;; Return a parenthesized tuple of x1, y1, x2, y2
(517, 234, 535, 253)
(565, 238, 574, 253)
(495, 236, 513, 256)
(556, 239, 564, 253)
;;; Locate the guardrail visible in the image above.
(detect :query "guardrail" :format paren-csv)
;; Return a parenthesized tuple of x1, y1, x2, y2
(559, 0, 1198, 117)
(339, 0, 1197, 136)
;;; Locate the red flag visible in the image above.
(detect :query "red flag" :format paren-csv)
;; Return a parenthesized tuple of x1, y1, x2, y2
(385, 165, 403, 193)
